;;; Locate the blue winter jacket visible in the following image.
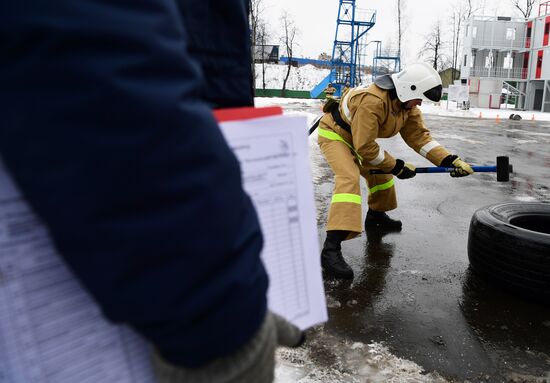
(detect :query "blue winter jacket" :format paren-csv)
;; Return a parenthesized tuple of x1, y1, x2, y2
(0, 0, 268, 368)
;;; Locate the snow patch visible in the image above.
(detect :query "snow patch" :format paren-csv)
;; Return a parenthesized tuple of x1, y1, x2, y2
(255, 63, 330, 91)
(513, 195, 539, 202)
(254, 63, 550, 121)
(275, 339, 449, 383)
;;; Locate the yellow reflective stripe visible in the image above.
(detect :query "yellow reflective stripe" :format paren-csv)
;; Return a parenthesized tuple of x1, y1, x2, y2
(318, 128, 363, 166)
(369, 178, 395, 194)
(317, 128, 344, 142)
(331, 193, 362, 204)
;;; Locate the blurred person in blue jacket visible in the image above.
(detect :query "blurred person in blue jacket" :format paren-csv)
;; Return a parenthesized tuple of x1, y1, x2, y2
(0, 0, 303, 382)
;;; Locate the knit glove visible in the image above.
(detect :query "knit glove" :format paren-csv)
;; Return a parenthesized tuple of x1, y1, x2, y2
(152, 311, 304, 383)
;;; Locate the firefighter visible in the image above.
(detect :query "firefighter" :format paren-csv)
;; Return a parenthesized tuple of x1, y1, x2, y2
(317, 62, 474, 279)
(324, 82, 337, 98)
(342, 82, 351, 95)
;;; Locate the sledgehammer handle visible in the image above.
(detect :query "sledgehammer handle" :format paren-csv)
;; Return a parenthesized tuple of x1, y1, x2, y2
(369, 166, 497, 175)
(369, 156, 513, 182)
(369, 155, 511, 182)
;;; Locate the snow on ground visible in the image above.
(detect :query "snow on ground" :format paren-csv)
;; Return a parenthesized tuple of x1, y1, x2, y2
(255, 63, 330, 91)
(254, 63, 550, 122)
(419, 101, 550, 122)
(275, 339, 448, 383)
(256, 96, 550, 122)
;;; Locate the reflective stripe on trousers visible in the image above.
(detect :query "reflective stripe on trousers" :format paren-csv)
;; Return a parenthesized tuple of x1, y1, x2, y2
(331, 193, 362, 204)
(368, 178, 395, 194)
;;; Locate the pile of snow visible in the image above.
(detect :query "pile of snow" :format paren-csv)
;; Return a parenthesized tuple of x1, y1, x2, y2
(275, 338, 448, 383)
(255, 63, 330, 91)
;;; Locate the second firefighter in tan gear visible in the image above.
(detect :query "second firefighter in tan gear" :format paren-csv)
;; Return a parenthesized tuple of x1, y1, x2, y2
(318, 63, 474, 280)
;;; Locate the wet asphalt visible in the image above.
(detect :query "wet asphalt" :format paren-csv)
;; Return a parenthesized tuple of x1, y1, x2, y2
(289, 101, 550, 382)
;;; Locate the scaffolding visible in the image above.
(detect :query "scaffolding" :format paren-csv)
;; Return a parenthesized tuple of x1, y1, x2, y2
(310, 0, 401, 98)
(371, 41, 401, 79)
(330, 0, 376, 89)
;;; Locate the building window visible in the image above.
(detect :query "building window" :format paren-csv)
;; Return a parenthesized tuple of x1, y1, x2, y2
(464, 54, 468, 67)
(472, 26, 477, 38)
(503, 53, 514, 69)
(506, 28, 516, 40)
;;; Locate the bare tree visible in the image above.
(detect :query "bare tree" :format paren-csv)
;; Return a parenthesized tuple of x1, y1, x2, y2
(249, 0, 265, 93)
(257, 21, 269, 90)
(511, 0, 536, 18)
(451, 7, 465, 81)
(419, 21, 449, 71)
(280, 11, 297, 96)
(249, 0, 262, 46)
(465, 0, 480, 18)
(396, 0, 407, 62)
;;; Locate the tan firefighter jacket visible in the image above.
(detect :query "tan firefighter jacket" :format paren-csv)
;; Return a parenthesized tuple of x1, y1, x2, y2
(325, 84, 451, 172)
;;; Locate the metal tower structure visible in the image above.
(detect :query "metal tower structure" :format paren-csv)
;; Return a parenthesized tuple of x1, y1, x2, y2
(330, 0, 376, 92)
(371, 40, 401, 79)
(310, 1, 401, 98)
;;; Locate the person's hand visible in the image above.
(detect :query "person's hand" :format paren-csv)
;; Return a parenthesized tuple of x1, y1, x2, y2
(152, 311, 304, 383)
(270, 311, 305, 348)
(391, 159, 416, 179)
(441, 154, 474, 177)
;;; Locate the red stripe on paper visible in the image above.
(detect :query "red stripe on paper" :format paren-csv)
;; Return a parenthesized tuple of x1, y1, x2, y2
(213, 106, 283, 122)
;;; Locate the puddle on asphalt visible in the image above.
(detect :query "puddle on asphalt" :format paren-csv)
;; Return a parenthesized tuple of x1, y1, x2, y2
(459, 270, 550, 379)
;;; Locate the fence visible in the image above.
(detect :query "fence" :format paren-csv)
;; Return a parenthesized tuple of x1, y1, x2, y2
(469, 66, 527, 79)
(254, 88, 325, 99)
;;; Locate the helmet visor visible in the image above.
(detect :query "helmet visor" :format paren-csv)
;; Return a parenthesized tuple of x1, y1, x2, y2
(423, 84, 442, 102)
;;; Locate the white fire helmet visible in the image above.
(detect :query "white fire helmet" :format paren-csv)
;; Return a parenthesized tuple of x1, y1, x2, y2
(391, 62, 443, 103)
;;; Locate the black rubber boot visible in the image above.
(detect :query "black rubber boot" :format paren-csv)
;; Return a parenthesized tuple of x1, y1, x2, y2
(365, 209, 402, 231)
(321, 230, 354, 279)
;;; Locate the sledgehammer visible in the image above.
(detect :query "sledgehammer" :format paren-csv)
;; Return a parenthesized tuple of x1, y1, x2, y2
(370, 156, 512, 182)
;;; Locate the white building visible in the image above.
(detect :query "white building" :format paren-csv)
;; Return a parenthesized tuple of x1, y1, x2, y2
(461, 6, 550, 111)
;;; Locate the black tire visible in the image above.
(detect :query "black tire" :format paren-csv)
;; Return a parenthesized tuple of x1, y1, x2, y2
(467, 203, 550, 304)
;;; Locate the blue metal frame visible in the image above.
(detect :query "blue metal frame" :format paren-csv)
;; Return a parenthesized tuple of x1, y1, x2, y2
(310, 1, 402, 98)
(371, 40, 401, 79)
(330, 0, 375, 94)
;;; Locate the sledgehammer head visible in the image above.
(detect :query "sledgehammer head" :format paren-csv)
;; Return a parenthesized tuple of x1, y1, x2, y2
(496, 156, 512, 182)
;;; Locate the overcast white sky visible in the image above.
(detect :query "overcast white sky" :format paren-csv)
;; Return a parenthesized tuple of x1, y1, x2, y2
(261, 0, 525, 66)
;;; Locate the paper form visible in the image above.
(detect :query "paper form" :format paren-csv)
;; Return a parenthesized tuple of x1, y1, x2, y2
(0, 166, 155, 383)
(218, 112, 328, 330)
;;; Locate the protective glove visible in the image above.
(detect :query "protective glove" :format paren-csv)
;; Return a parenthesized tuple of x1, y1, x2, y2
(440, 154, 474, 177)
(391, 159, 416, 179)
(152, 311, 304, 383)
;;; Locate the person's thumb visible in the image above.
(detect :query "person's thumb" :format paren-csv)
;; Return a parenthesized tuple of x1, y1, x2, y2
(270, 312, 305, 347)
